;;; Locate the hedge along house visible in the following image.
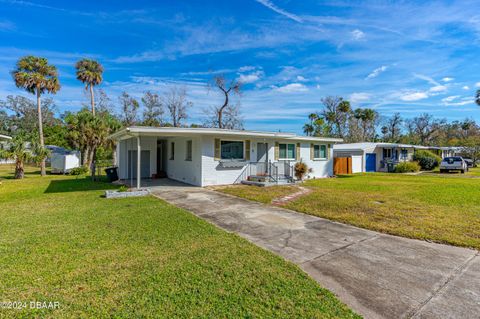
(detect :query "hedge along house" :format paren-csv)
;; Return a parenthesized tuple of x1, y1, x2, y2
(333, 142, 432, 173)
(109, 126, 342, 188)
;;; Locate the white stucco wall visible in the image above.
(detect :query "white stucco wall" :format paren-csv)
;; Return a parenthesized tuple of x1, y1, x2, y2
(200, 135, 251, 186)
(200, 136, 334, 186)
(164, 136, 202, 186)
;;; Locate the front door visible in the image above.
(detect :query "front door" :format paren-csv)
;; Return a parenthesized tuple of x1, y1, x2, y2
(366, 153, 376, 172)
(257, 143, 268, 174)
(257, 143, 268, 162)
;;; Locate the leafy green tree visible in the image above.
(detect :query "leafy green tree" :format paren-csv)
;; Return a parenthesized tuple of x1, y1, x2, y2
(12, 56, 60, 176)
(320, 96, 351, 139)
(0, 135, 35, 179)
(65, 108, 120, 168)
(75, 59, 103, 116)
(350, 108, 378, 142)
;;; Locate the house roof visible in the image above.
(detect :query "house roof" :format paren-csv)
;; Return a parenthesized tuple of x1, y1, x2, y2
(334, 142, 432, 151)
(109, 126, 343, 143)
(0, 134, 12, 140)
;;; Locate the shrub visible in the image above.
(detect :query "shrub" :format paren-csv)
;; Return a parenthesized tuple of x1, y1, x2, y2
(69, 166, 89, 176)
(413, 150, 442, 171)
(294, 162, 308, 180)
(394, 161, 420, 173)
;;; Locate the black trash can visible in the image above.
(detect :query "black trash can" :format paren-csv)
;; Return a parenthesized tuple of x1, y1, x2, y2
(105, 167, 119, 182)
(387, 162, 395, 173)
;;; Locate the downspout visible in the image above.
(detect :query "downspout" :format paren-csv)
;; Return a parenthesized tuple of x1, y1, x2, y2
(137, 135, 141, 189)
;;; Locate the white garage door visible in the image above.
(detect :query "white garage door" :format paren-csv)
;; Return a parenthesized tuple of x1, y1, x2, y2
(351, 155, 363, 173)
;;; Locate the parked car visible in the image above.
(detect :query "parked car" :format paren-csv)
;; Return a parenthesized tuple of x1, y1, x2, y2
(439, 156, 468, 173)
(463, 158, 474, 168)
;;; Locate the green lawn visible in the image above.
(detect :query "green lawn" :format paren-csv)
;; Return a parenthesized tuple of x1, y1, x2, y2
(0, 166, 358, 318)
(218, 173, 480, 250)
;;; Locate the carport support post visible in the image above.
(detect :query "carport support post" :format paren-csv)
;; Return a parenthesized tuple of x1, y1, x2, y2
(136, 136, 141, 189)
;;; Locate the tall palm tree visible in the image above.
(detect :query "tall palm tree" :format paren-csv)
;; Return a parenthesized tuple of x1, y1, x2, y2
(75, 59, 103, 116)
(12, 56, 60, 176)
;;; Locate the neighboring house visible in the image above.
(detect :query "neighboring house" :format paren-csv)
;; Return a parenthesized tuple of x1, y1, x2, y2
(0, 134, 13, 164)
(334, 142, 431, 173)
(109, 126, 342, 187)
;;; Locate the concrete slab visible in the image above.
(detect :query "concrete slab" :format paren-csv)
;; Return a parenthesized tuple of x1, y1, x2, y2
(150, 184, 480, 319)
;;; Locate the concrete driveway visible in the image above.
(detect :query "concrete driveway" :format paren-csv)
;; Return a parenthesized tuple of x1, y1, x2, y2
(150, 181, 480, 319)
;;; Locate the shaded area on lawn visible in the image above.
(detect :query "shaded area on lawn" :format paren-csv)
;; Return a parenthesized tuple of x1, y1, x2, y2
(44, 177, 117, 193)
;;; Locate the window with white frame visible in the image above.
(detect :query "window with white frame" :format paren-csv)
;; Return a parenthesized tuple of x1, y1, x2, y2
(185, 140, 192, 161)
(279, 143, 296, 160)
(221, 140, 244, 160)
(313, 144, 327, 159)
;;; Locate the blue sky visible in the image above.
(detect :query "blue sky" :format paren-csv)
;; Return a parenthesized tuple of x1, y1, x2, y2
(1, 0, 480, 133)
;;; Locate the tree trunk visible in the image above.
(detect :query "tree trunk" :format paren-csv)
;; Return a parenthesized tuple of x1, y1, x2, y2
(89, 84, 95, 116)
(36, 88, 46, 177)
(15, 159, 24, 179)
(83, 145, 91, 168)
(88, 146, 95, 169)
(218, 90, 229, 129)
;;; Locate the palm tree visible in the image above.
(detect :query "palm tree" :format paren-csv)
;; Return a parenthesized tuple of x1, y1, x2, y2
(476, 89, 480, 107)
(12, 56, 60, 176)
(0, 136, 34, 179)
(75, 59, 103, 116)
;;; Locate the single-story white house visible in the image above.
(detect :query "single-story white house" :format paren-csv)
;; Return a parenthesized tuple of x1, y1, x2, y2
(333, 142, 434, 173)
(0, 134, 13, 164)
(109, 126, 342, 188)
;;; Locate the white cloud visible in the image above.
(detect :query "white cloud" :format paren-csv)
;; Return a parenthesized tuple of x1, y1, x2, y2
(296, 75, 307, 81)
(463, 85, 470, 90)
(238, 71, 264, 84)
(442, 77, 454, 82)
(351, 29, 365, 40)
(366, 66, 387, 79)
(413, 73, 439, 86)
(429, 85, 447, 93)
(441, 95, 474, 106)
(400, 91, 429, 101)
(475, 82, 480, 88)
(349, 92, 371, 103)
(255, 0, 303, 23)
(275, 83, 308, 93)
(238, 65, 257, 72)
(442, 95, 460, 103)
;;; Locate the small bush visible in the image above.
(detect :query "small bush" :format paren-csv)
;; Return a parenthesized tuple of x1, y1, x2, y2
(118, 185, 129, 192)
(294, 162, 308, 180)
(69, 166, 89, 176)
(395, 161, 420, 173)
(413, 150, 442, 170)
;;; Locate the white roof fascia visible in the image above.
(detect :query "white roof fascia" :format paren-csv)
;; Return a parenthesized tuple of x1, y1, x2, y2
(108, 126, 342, 143)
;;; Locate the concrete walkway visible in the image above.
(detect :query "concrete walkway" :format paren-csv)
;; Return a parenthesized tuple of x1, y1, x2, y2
(150, 181, 480, 319)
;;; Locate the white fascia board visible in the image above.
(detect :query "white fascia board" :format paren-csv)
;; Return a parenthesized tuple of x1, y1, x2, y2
(108, 126, 339, 142)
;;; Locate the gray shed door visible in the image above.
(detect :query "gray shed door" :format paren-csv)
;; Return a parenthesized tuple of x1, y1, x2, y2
(128, 150, 151, 179)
